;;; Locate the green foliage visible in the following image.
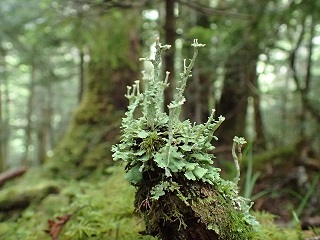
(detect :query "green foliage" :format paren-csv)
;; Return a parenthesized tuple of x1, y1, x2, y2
(292, 211, 303, 240)
(112, 38, 259, 239)
(309, 227, 320, 236)
(295, 173, 320, 217)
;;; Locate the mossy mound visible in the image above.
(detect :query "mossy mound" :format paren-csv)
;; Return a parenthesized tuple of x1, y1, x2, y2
(0, 165, 156, 240)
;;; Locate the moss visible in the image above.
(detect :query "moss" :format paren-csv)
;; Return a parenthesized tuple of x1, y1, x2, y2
(252, 211, 303, 239)
(46, 104, 121, 178)
(0, 165, 158, 240)
(191, 185, 254, 240)
(0, 180, 60, 220)
(0, 165, 313, 240)
(134, 177, 257, 240)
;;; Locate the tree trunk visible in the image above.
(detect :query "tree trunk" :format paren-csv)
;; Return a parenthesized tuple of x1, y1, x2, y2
(164, 0, 176, 109)
(249, 50, 265, 148)
(46, 12, 140, 178)
(47, 65, 137, 178)
(184, 67, 211, 124)
(181, 10, 212, 124)
(78, 48, 85, 103)
(37, 104, 50, 165)
(216, 47, 250, 145)
(0, 73, 3, 172)
(0, 44, 10, 171)
(22, 61, 36, 166)
(216, 38, 264, 147)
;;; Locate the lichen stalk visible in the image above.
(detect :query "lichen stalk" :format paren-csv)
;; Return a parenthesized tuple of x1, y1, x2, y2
(139, 37, 171, 129)
(232, 136, 246, 186)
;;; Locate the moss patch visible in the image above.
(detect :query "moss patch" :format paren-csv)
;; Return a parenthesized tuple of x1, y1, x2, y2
(0, 165, 314, 240)
(0, 165, 156, 240)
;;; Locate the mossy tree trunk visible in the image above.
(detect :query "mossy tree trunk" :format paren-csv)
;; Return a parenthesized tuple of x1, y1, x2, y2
(47, 11, 141, 178)
(216, 45, 251, 145)
(216, 28, 265, 147)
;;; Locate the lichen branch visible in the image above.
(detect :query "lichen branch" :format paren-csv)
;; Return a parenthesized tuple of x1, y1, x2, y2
(232, 136, 247, 185)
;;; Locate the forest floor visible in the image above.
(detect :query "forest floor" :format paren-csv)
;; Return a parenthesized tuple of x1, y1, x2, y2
(214, 140, 320, 234)
(0, 149, 319, 239)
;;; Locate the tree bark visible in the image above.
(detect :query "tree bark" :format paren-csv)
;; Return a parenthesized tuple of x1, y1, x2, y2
(78, 48, 85, 103)
(184, 67, 211, 124)
(164, 0, 176, 109)
(37, 106, 48, 165)
(249, 50, 265, 148)
(22, 60, 36, 166)
(216, 34, 264, 147)
(216, 47, 250, 145)
(136, 177, 254, 240)
(0, 44, 10, 171)
(0, 58, 3, 172)
(46, 11, 141, 178)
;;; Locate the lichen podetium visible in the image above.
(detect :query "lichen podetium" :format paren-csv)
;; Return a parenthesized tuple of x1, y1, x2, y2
(112, 38, 259, 240)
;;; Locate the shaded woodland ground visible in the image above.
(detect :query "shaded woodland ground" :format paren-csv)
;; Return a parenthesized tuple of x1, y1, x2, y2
(0, 0, 320, 239)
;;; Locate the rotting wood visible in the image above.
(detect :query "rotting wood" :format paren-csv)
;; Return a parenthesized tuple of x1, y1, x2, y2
(0, 166, 28, 187)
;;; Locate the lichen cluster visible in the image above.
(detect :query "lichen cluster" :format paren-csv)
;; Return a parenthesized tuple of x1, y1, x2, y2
(112, 38, 259, 239)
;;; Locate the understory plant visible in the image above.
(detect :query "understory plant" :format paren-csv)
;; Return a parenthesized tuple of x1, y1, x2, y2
(112, 38, 259, 240)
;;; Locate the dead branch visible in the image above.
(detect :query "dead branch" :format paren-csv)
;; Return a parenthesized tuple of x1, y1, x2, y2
(0, 166, 28, 187)
(177, 0, 250, 19)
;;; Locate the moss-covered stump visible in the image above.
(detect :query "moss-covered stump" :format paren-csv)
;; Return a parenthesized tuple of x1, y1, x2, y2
(113, 39, 259, 239)
(136, 178, 256, 240)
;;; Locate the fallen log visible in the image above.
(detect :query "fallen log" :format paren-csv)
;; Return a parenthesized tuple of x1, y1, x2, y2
(0, 182, 60, 213)
(0, 166, 28, 187)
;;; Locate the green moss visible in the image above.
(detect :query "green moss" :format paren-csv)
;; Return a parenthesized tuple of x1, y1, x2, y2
(46, 105, 121, 178)
(252, 211, 304, 240)
(191, 185, 254, 240)
(0, 165, 157, 240)
(0, 165, 312, 240)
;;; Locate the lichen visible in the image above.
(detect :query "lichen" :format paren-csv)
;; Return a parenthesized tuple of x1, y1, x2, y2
(113, 38, 259, 239)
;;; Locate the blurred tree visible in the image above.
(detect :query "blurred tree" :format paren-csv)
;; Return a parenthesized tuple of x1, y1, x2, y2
(163, 0, 176, 108)
(182, 10, 214, 124)
(46, 2, 141, 178)
(287, 3, 320, 132)
(212, 0, 274, 148)
(0, 0, 80, 168)
(0, 43, 9, 171)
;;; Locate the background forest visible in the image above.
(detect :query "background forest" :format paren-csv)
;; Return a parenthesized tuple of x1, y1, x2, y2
(0, 0, 319, 239)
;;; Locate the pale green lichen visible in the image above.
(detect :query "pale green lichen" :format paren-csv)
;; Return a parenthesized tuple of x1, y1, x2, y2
(112, 38, 259, 239)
